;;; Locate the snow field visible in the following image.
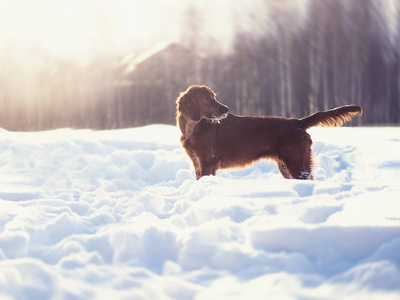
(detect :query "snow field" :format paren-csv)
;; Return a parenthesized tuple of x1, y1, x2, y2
(0, 125, 400, 299)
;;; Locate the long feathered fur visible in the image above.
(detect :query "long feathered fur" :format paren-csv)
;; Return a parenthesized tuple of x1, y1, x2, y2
(176, 85, 363, 180)
(299, 105, 363, 129)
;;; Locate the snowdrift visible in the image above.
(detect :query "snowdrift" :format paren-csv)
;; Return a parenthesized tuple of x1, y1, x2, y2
(0, 125, 399, 299)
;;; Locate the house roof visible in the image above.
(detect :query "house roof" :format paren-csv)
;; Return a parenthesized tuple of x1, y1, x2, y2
(121, 42, 178, 74)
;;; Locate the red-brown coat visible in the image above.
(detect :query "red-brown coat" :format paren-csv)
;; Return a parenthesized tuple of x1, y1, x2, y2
(176, 85, 362, 180)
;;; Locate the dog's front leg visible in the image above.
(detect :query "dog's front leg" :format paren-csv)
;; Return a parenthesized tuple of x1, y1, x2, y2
(197, 159, 217, 179)
(188, 152, 201, 180)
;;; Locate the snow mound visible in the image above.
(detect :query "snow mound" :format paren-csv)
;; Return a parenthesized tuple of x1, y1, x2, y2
(0, 125, 399, 299)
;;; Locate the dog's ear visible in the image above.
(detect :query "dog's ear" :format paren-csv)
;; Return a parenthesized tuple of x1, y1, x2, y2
(177, 92, 201, 121)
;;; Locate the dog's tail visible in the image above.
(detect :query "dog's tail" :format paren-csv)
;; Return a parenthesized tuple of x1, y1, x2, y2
(299, 105, 363, 130)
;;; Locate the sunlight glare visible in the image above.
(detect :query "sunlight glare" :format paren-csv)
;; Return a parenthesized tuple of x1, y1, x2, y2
(0, 0, 267, 61)
(0, 0, 174, 62)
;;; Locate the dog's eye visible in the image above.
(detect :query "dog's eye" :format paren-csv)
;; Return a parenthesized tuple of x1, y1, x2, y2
(203, 95, 208, 100)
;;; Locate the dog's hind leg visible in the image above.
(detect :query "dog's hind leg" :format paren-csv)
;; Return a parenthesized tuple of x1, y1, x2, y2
(282, 149, 314, 180)
(277, 160, 293, 179)
(279, 157, 312, 180)
(278, 131, 314, 180)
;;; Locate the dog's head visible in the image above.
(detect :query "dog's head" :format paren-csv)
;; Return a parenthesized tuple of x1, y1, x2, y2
(176, 85, 229, 123)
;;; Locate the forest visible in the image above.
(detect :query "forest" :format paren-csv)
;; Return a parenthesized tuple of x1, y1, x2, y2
(0, 0, 398, 131)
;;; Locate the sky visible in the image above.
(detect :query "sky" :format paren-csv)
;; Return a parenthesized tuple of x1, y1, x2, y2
(0, 0, 311, 63)
(1, 0, 399, 64)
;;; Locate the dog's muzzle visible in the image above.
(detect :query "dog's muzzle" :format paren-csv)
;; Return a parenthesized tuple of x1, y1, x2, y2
(205, 103, 229, 123)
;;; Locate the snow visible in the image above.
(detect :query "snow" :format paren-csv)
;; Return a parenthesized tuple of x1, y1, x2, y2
(0, 125, 399, 300)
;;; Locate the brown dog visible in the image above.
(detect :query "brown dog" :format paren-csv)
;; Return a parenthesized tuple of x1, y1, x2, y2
(176, 85, 362, 180)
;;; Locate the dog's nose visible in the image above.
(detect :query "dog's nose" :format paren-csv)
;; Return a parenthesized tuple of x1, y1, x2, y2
(222, 105, 229, 114)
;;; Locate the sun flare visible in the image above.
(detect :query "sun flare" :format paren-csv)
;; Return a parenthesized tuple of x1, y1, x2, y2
(0, 0, 174, 62)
